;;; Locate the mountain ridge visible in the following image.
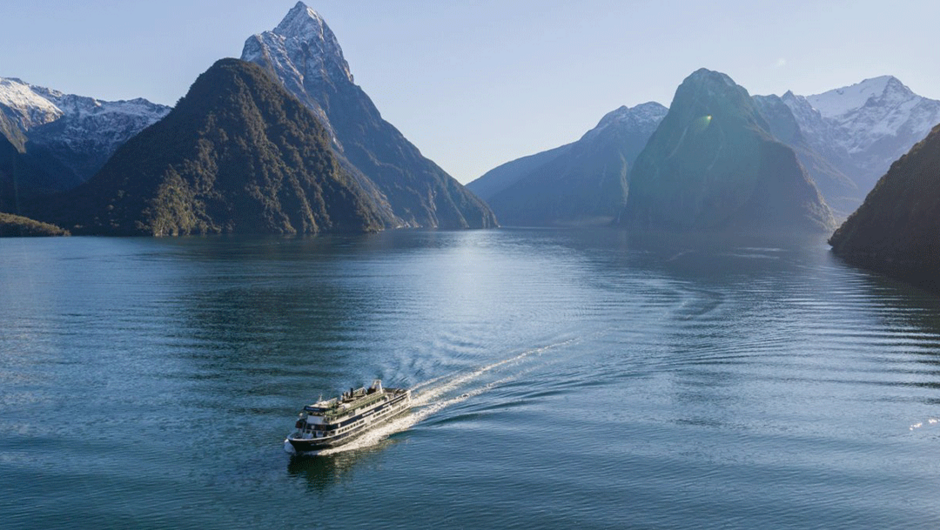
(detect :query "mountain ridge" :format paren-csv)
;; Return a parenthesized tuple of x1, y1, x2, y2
(36, 59, 385, 236)
(242, 2, 496, 229)
(469, 102, 667, 226)
(0, 76, 170, 190)
(777, 75, 940, 195)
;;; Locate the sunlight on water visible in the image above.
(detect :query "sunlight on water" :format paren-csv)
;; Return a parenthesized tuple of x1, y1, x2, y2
(909, 418, 939, 431)
(4, 232, 940, 529)
(319, 338, 578, 455)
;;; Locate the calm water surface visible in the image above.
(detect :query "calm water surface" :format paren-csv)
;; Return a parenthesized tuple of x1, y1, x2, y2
(1, 229, 939, 529)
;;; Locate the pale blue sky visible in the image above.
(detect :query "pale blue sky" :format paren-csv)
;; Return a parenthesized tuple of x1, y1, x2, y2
(2, 1, 938, 183)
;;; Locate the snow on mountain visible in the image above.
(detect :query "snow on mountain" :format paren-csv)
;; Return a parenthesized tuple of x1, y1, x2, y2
(581, 102, 668, 142)
(241, 1, 352, 146)
(0, 76, 170, 185)
(806, 76, 895, 119)
(240, 1, 496, 229)
(0, 78, 63, 130)
(780, 76, 940, 192)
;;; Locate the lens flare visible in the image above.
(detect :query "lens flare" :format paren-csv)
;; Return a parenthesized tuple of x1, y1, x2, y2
(690, 115, 713, 134)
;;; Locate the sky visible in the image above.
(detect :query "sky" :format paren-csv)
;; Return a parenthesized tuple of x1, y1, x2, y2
(2, 0, 939, 183)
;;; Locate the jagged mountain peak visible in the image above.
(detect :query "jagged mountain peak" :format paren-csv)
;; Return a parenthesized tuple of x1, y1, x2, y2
(243, 1, 353, 85)
(241, 4, 495, 229)
(592, 102, 667, 131)
(806, 75, 914, 118)
(275, 2, 331, 42)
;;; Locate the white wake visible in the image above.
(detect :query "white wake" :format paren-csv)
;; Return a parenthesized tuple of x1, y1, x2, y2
(317, 339, 574, 456)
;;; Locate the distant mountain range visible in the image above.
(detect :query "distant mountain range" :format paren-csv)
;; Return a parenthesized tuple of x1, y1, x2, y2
(0, 77, 169, 203)
(3, 1, 939, 243)
(4, 2, 495, 235)
(471, 72, 940, 231)
(772, 77, 940, 216)
(468, 103, 667, 227)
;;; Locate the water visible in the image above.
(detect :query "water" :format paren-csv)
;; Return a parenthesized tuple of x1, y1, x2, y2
(2, 229, 939, 529)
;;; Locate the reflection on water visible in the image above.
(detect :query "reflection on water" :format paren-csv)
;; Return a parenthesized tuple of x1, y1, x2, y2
(287, 442, 399, 494)
(2, 230, 940, 529)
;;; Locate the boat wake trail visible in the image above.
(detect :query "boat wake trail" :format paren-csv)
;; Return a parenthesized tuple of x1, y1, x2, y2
(318, 338, 577, 456)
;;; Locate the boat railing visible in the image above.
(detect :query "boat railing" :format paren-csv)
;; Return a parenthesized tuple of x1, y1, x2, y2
(323, 392, 387, 421)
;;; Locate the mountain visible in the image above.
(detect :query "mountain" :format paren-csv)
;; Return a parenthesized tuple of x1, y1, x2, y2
(241, 2, 496, 229)
(0, 131, 74, 213)
(781, 76, 940, 195)
(37, 59, 386, 236)
(829, 123, 940, 289)
(0, 76, 170, 193)
(751, 94, 860, 217)
(467, 144, 571, 203)
(618, 69, 835, 234)
(468, 102, 667, 226)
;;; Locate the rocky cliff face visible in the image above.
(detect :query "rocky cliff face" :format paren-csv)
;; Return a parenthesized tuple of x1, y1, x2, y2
(43, 59, 386, 236)
(829, 123, 940, 289)
(469, 103, 667, 226)
(619, 69, 834, 234)
(242, 2, 496, 229)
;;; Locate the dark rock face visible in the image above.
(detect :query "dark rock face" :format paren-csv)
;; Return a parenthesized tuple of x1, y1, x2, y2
(829, 123, 940, 290)
(618, 69, 835, 235)
(43, 59, 385, 236)
(468, 103, 667, 227)
(242, 2, 496, 229)
(0, 133, 74, 212)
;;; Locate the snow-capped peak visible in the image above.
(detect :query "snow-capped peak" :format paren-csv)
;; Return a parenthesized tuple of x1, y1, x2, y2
(0, 76, 171, 182)
(274, 2, 327, 40)
(805, 75, 912, 118)
(581, 102, 668, 142)
(0, 76, 64, 129)
(242, 1, 353, 85)
(595, 102, 668, 129)
(775, 74, 940, 197)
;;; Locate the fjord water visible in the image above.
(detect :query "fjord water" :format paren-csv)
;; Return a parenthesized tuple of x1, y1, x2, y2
(2, 230, 939, 529)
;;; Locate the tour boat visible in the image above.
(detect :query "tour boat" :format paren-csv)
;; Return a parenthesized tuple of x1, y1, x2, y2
(284, 380, 411, 455)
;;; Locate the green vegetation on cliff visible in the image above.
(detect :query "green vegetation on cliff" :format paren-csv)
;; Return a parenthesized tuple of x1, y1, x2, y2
(0, 212, 69, 237)
(47, 59, 385, 236)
